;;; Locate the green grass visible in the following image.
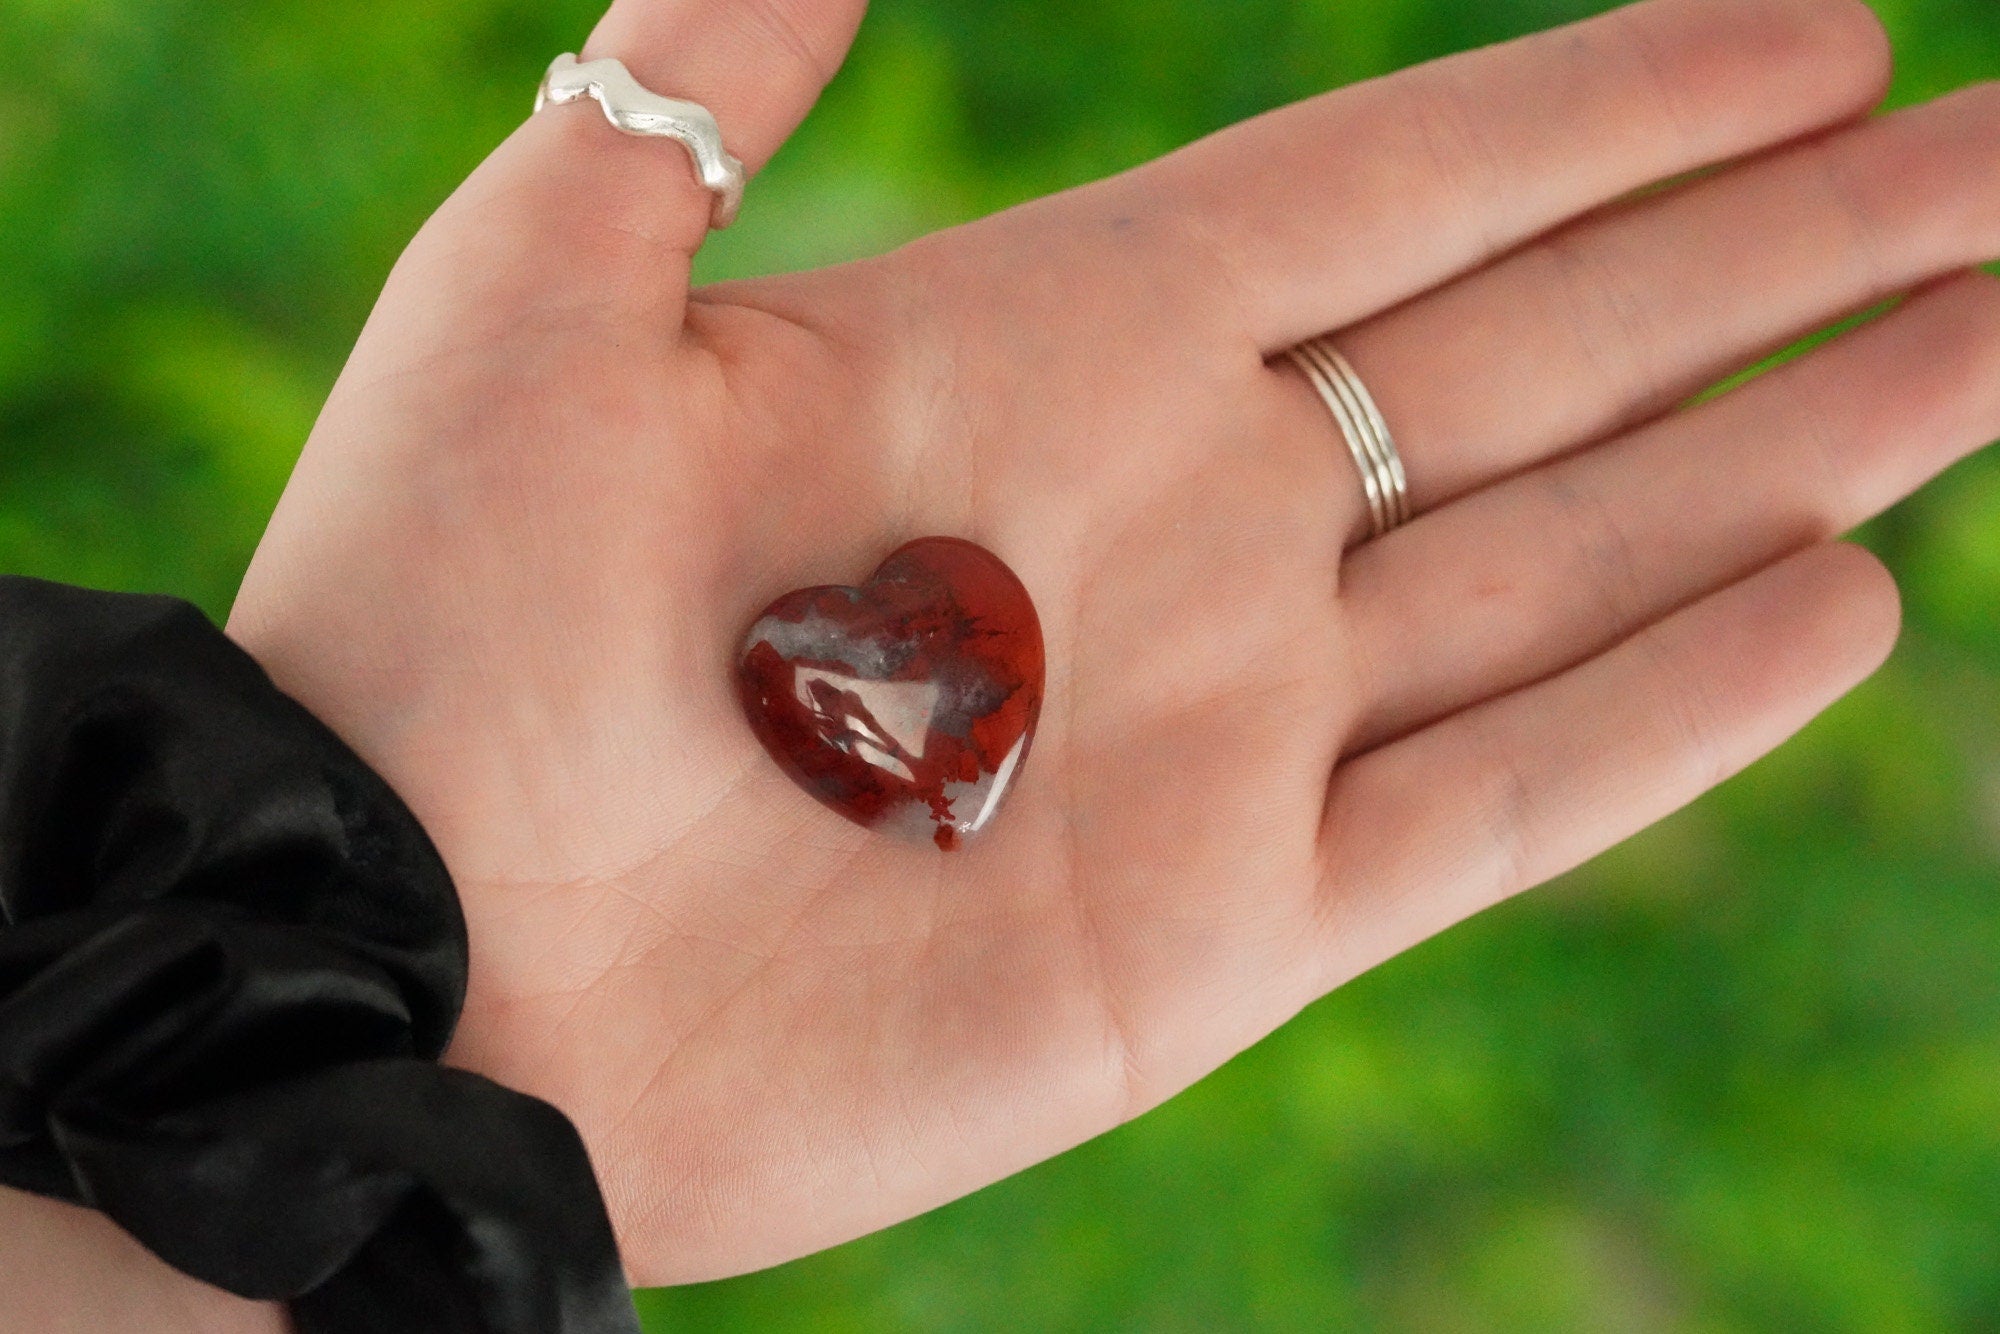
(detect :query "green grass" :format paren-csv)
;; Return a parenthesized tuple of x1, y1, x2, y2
(2, 1, 1996, 1328)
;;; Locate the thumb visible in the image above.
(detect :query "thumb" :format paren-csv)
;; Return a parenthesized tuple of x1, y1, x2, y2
(431, 0, 869, 309)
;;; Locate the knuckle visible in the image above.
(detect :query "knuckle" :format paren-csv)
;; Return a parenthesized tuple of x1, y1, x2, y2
(1772, 370, 1860, 544)
(1641, 630, 1732, 793)
(1532, 231, 1659, 400)
(1401, 67, 1510, 253)
(1545, 472, 1650, 629)
(1463, 711, 1540, 903)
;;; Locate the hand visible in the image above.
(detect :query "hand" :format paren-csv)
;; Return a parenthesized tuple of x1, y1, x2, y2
(230, 0, 2000, 1286)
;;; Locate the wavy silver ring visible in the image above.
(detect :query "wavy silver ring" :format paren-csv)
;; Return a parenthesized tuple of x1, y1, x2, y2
(1285, 337, 1411, 540)
(535, 54, 747, 230)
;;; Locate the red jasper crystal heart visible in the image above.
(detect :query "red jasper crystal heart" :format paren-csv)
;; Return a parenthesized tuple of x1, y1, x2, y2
(737, 538, 1045, 850)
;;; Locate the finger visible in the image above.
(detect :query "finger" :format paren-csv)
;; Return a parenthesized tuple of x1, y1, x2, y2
(1140, 0, 1892, 351)
(1317, 543, 1900, 988)
(584, 0, 864, 177)
(1328, 82, 2000, 514)
(1342, 269, 2000, 752)
(432, 0, 867, 298)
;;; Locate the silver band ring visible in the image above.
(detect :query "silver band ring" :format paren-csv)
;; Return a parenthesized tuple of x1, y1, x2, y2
(536, 54, 747, 230)
(1284, 337, 1411, 539)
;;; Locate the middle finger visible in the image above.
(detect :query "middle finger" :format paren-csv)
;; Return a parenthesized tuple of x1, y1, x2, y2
(1304, 83, 2000, 519)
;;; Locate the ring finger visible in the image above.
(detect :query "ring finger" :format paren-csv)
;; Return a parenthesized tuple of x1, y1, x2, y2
(1344, 267, 2000, 753)
(1283, 82, 2000, 545)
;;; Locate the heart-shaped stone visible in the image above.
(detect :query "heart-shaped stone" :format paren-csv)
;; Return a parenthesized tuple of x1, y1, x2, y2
(737, 538, 1045, 850)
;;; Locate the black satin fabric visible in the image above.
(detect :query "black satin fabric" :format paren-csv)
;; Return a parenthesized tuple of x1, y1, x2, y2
(0, 577, 639, 1333)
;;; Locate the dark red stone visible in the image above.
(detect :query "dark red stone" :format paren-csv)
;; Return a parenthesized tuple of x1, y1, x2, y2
(736, 538, 1045, 850)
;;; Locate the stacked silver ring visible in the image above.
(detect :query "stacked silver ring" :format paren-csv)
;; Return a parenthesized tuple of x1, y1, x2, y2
(1284, 337, 1411, 539)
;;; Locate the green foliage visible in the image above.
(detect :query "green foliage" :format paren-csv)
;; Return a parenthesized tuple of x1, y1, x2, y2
(1, 1, 1995, 1328)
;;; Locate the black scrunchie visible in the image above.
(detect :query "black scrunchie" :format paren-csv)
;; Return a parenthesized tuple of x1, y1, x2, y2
(0, 577, 639, 1334)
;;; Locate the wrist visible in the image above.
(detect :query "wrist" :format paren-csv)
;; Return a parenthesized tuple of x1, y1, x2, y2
(0, 1186, 289, 1334)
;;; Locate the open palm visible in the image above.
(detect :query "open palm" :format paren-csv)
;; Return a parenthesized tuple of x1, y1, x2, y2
(229, 0, 2000, 1288)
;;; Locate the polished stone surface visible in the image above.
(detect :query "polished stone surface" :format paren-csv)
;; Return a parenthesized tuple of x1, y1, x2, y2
(737, 538, 1045, 850)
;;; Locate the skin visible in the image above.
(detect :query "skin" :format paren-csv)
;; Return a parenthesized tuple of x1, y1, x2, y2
(13, 0, 2000, 1322)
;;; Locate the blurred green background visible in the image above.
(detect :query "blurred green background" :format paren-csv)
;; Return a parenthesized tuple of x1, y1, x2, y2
(2, 0, 1997, 1328)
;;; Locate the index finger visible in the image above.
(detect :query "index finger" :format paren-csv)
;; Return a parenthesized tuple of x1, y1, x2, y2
(1136, 0, 1894, 351)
